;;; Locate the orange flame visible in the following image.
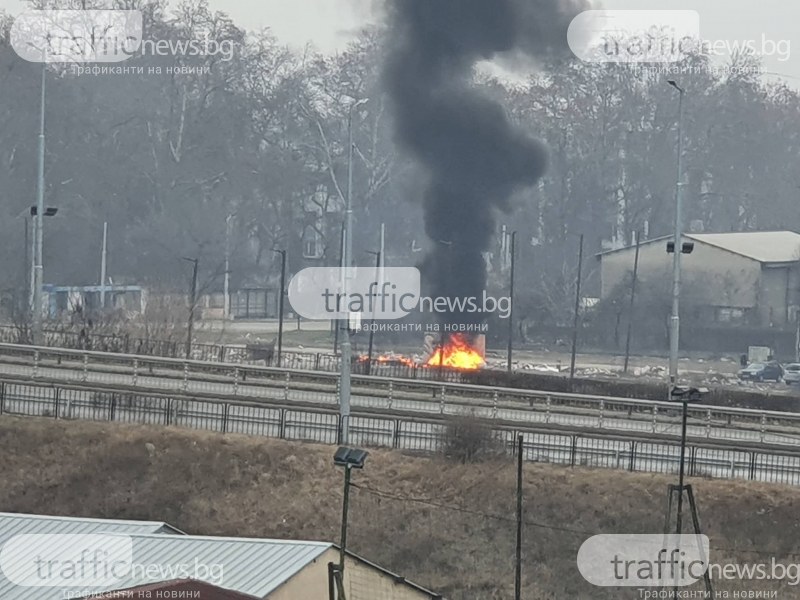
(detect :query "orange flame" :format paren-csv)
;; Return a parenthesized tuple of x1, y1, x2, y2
(357, 353, 417, 368)
(426, 334, 485, 370)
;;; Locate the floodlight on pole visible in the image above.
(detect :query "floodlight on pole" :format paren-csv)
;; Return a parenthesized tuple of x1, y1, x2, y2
(333, 446, 368, 600)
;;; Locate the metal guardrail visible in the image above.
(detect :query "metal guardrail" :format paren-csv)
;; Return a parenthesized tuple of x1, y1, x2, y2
(0, 342, 799, 448)
(0, 325, 470, 381)
(2, 377, 800, 487)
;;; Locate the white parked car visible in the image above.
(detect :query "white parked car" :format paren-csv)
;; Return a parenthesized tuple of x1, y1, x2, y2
(783, 363, 800, 385)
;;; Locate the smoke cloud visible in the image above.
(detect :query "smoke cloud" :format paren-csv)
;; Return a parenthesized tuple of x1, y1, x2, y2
(383, 0, 585, 327)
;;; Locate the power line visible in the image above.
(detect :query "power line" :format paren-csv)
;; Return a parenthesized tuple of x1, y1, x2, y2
(352, 483, 800, 559)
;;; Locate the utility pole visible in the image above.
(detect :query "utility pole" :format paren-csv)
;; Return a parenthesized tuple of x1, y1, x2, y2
(31, 61, 46, 344)
(99, 222, 108, 309)
(507, 231, 517, 373)
(273, 249, 286, 366)
(569, 234, 585, 381)
(515, 434, 523, 600)
(184, 258, 199, 360)
(365, 224, 385, 376)
(224, 214, 234, 320)
(24, 217, 31, 316)
(667, 80, 686, 387)
(623, 232, 641, 374)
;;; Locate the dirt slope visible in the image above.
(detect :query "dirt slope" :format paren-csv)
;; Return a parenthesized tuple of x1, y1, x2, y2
(1, 416, 800, 599)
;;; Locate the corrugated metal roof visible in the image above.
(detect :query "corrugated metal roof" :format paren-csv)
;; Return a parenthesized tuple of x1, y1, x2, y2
(0, 511, 183, 536)
(0, 529, 331, 600)
(688, 231, 800, 263)
(596, 230, 800, 264)
(0, 513, 183, 600)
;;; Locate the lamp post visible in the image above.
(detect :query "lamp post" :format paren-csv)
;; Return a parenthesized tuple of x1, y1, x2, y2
(365, 249, 381, 376)
(31, 61, 46, 345)
(667, 80, 686, 387)
(224, 214, 235, 320)
(339, 97, 368, 445)
(28, 206, 57, 329)
(182, 257, 199, 359)
(507, 231, 517, 373)
(569, 234, 585, 381)
(669, 386, 705, 535)
(272, 249, 286, 366)
(333, 446, 368, 600)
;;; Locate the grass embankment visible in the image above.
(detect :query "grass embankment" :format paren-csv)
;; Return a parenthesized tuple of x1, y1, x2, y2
(2, 416, 800, 599)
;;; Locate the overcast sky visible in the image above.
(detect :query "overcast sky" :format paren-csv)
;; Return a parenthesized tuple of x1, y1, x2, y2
(1, 0, 799, 84)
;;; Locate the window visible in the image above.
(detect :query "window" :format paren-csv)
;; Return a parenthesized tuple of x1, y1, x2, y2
(302, 225, 323, 259)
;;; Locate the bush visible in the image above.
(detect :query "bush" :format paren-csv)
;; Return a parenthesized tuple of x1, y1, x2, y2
(442, 414, 504, 464)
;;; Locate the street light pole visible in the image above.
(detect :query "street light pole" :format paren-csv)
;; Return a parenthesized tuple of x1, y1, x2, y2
(569, 234, 585, 381)
(667, 80, 686, 387)
(224, 214, 234, 320)
(183, 258, 199, 359)
(32, 61, 46, 343)
(273, 249, 286, 366)
(339, 98, 367, 444)
(507, 231, 517, 373)
(99, 222, 108, 309)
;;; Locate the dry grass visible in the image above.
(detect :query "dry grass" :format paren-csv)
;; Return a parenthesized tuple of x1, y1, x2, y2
(2, 416, 800, 599)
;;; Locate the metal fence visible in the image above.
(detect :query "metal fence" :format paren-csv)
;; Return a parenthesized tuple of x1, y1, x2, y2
(3, 378, 800, 487)
(1, 342, 800, 449)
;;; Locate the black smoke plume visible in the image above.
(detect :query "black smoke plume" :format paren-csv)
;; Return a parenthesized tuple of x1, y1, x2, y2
(383, 0, 585, 327)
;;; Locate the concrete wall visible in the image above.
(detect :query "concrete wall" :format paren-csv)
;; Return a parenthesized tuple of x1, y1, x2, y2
(267, 548, 436, 600)
(599, 239, 762, 315)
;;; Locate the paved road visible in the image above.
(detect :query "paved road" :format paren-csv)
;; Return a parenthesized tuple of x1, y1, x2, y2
(3, 383, 798, 488)
(1, 359, 798, 449)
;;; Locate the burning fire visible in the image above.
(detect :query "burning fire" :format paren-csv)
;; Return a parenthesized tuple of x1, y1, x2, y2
(425, 334, 485, 370)
(357, 353, 417, 368)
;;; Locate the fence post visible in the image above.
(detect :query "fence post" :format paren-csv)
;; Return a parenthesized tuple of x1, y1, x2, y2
(629, 441, 636, 471)
(81, 353, 88, 383)
(598, 400, 604, 429)
(165, 399, 172, 426)
(222, 403, 229, 434)
(651, 405, 658, 433)
(492, 391, 498, 419)
(53, 387, 60, 419)
(706, 409, 712, 438)
(387, 381, 393, 410)
(284, 372, 291, 403)
(109, 394, 116, 422)
(760, 413, 767, 443)
(182, 362, 189, 393)
(570, 435, 578, 467)
(279, 408, 287, 440)
(393, 419, 401, 449)
(33, 350, 39, 379)
(0, 382, 4, 415)
(315, 353, 321, 371)
(132, 359, 138, 387)
(749, 452, 757, 480)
